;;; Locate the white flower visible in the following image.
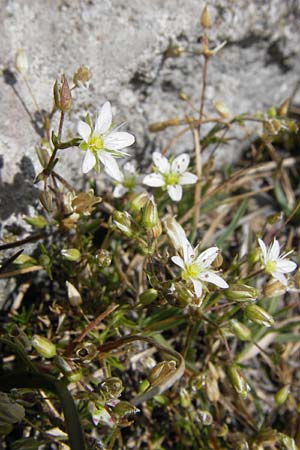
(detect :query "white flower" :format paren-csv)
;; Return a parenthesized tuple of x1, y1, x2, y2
(143, 152, 197, 201)
(105, 160, 139, 198)
(77, 101, 135, 174)
(165, 217, 228, 297)
(258, 238, 297, 286)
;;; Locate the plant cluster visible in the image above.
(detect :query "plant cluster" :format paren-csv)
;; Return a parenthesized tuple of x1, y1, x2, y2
(1, 6, 300, 450)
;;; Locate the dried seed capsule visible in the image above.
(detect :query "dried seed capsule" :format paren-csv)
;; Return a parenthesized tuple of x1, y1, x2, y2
(66, 281, 82, 306)
(225, 284, 258, 302)
(200, 5, 211, 28)
(228, 365, 250, 399)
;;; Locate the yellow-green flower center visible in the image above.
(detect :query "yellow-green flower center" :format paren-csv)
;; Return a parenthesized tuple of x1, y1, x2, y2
(265, 260, 277, 274)
(123, 176, 136, 190)
(163, 172, 179, 186)
(87, 134, 104, 152)
(182, 262, 200, 281)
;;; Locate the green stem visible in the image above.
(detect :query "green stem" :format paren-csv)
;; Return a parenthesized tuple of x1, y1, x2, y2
(0, 372, 86, 450)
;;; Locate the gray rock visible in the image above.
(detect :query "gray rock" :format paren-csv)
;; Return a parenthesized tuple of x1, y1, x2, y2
(0, 0, 299, 222)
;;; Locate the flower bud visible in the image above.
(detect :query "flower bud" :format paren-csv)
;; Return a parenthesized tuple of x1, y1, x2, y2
(164, 45, 184, 58)
(228, 365, 250, 399)
(25, 215, 48, 228)
(129, 192, 149, 213)
(39, 191, 53, 213)
(14, 254, 37, 266)
(99, 377, 124, 400)
(139, 288, 158, 305)
(111, 401, 139, 421)
(142, 196, 160, 229)
(32, 335, 57, 359)
(73, 65, 91, 87)
(66, 281, 82, 306)
(148, 361, 176, 386)
(61, 248, 81, 262)
(15, 49, 28, 74)
(197, 410, 213, 426)
(95, 249, 112, 267)
(225, 284, 258, 302)
(38, 254, 51, 267)
(277, 98, 290, 116)
(75, 342, 98, 363)
(179, 388, 191, 408)
(36, 147, 50, 168)
(275, 385, 290, 406)
(214, 101, 230, 119)
(113, 211, 134, 237)
(230, 319, 252, 341)
(200, 5, 211, 28)
(244, 304, 275, 327)
(53, 75, 72, 112)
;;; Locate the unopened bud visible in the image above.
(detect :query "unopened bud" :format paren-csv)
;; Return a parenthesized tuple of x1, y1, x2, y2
(214, 101, 230, 119)
(263, 279, 286, 297)
(25, 215, 48, 228)
(225, 284, 258, 302)
(61, 248, 81, 262)
(197, 409, 213, 425)
(164, 45, 184, 58)
(228, 365, 250, 399)
(248, 248, 261, 264)
(75, 342, 98, 363)
(15, 49, 28, 74)
(66, 281, 82, 306)
(275, 385, 290, 405)
(39, 191, 53, 213)
(129, 192, 149, 213)
(245, 304, 275, 327)
(54, 75, 72, 112)
(36, 147, 50, 168)
(139, 288, 158, 305)
(277, 98, 290, 117)
(111, 401, 139, 421)
(95, 249, 112, 267)
(142, 196, 160, 229)
(148, 361, 176, 386)
(32, 335, 57, 359)
(200, 5, 211, 28)
(99, 377, 124, 400)
(180, 388, 191, 408)
(113, 211, 134, 237)
(73, 65, 91, 87)
(230, 319, 252, 341)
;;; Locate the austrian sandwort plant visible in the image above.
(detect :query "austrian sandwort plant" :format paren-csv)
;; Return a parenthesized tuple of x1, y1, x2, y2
(1, 5, 300, 450)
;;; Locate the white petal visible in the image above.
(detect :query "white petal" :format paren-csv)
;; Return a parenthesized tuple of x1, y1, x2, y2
(104, 132, 135, 150)
(95, 101, 112, 135)
(179, 172, 198, 185)
(192, 279, 203, 298)
(258, 238, 267, 261)
(198, 271, 229, 288)
(164, 216, 194, 263)
(171, 154, 190, 174)
(113, 185, 128, 198)
(100, 153, 121, 179)
(153, 152, 170, 173)
(143, 173, 165, 187)
(77, 120, 91, 142)
(124, 161, 136, 174)
(171, 255, 185, 269)
(272, 271, 288, 286)
(276, 259, 297, 273)
(167, 184, 182, 201)
(82, 150, 96, 173)
(268, 239, 280, 260)
(196, 247, 219, 268)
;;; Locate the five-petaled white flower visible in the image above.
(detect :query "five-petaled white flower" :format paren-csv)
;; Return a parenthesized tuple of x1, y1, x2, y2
(143, 152, 197, 201)
(165, 217, 228, 297)
(258, 238, 297, 286)
(105, 160, 139, 198)
(77, 101, 135, 174)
